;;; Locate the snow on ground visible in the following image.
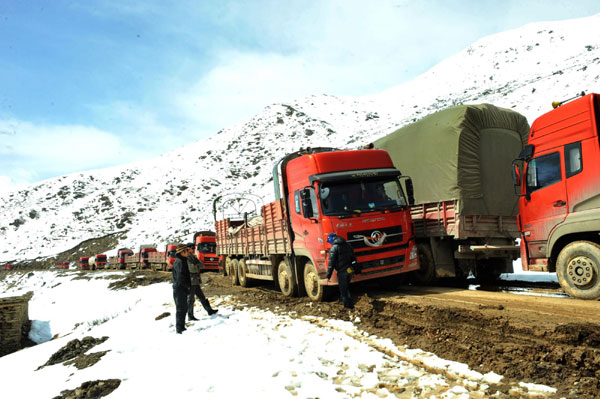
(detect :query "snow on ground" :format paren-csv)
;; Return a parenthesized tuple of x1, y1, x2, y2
(1, 271, 558, 398)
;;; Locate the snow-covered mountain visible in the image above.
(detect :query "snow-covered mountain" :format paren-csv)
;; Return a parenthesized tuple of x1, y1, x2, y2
(1, 14, 599, 264)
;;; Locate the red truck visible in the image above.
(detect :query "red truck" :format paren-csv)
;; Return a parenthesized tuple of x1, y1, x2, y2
(109, 248, 134, 270)
(108, 245, 177, 271)
(89, 254, 108, 270)
(193, 231, 220, 271)
(215, 147, 419, 301)
(54, 261, 69, 269)
(513, 92, 600, 299)
(146, 244, 178, 271)
(78, 257, 90, 270)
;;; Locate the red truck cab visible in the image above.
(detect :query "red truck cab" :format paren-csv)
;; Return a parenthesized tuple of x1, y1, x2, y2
(284, 149, 419, 290)
(94, 254, 107, 269)
(117, 248, 134, 269)
(193, 231, 220, 271)
(79, 257, 90, 270)
(514, 93, 600, 299)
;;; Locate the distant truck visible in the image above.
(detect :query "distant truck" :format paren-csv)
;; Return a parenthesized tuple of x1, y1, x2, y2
(54, 261, 69, 269)
(375, 104, 530, 282)
(109, 248, 134, 270)
(88, 254, 108, 270)
(215, 147, 419, 301)
(513, 92, 600, 299)
(78, 256, 90, 270)
(108, 244, 177, 271)
(193, 231, 221, 271)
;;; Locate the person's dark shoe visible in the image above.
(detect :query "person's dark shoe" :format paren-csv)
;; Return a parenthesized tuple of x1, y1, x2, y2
(188, 316, 199, 321)
(208, 309, 218, 316)
(176, 330, 184, 334)
(344, 304, 354, 309)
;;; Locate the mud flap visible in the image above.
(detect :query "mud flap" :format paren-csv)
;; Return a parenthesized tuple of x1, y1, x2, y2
(431, 238, 456, 278)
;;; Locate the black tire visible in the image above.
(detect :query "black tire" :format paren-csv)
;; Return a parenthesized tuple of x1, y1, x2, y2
(278, 260, 297, 297)
(303, 261, 328, 301)
(412, 243, 435, 284)
(230, 259, 239, 286)
(238, 258, 249, 287)
(223, 257, 230, 276)
(556, 241, 600, 300)
(475, 258, 504, 285)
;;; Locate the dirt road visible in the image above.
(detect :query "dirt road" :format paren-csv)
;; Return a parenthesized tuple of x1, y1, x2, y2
(198, 273, 600, 399)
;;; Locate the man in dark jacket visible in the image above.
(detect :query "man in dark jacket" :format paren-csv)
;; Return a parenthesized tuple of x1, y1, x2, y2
(186, 243, 218, 320)
(326, 232, 359, 309)
(172, 244, 192, 333)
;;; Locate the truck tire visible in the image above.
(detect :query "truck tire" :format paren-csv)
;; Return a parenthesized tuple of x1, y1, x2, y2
(556, 241, 600, 300)
(278, 260, 297, 297)
(238, 258, 250, 287)
(304, 261, 328, 301)
(413, 243, 435, 284)
(230, 259, 239, 286)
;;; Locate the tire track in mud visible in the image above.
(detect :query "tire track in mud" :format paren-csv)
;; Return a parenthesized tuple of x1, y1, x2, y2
(200, 273, 600, 398)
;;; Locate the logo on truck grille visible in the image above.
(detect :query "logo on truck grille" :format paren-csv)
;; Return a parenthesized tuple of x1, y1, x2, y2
(352, 230, 387, 247)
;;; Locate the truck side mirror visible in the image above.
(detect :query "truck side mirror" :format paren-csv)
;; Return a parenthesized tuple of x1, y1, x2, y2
(405, 178, 415, 206)
(300, 189, 314, 218)
(511, 162, 521, 186)
(517, 144, 534, 160)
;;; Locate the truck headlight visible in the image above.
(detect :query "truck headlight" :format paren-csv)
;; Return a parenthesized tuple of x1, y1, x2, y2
(409, 245, 418, 261)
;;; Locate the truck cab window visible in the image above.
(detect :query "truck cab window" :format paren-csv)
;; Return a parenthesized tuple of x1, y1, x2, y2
(565, 142, 582, 178)
(320, 178, 408, 216)
(526, 152, 561, 193)
(308, 187, 319, 218)
(294, 191, 301, 214)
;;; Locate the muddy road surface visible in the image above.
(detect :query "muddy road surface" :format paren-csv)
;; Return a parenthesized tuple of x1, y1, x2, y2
(194, 272, 600, 399)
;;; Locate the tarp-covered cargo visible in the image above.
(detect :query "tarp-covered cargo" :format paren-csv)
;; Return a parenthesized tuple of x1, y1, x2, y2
(375, 104, 530, 216)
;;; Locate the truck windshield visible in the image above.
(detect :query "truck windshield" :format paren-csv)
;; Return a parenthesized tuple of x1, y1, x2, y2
(319, 178, 407, 216)
(197, 243, 217, 253)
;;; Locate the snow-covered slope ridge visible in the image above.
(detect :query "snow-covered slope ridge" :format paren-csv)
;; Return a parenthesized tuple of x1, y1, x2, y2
(1, 14, 599, 263)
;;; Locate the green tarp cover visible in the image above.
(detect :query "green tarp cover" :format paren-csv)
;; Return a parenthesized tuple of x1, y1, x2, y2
(375, 104, 530, 216)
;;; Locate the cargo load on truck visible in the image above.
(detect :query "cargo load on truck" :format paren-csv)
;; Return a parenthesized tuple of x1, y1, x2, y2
(375, 104, 530, 282)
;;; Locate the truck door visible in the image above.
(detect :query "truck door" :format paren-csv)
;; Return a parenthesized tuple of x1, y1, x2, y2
(290, 187, 323, 259)
(520, 150, 567, 258)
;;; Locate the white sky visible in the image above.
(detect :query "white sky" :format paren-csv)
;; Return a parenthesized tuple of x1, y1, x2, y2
(1, 1, 600, 192)
(0, 270, 559, 398)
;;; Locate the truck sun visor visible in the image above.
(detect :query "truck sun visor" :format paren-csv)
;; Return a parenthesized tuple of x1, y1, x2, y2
(309, 168, 400, 184)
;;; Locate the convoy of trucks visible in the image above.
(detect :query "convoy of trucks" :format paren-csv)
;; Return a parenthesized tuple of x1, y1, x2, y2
(215, 147, 420, 301)
(22, 92, 600, 302)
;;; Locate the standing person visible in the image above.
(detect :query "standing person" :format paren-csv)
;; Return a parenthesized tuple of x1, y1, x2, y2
(172, 244, 192, 334)
(186, 243, 218, 320)
(326, 232, 360, 309)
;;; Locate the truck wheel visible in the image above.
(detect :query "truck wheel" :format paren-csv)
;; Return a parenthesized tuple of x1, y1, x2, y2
(556, 241, 600, 300)
(304, 261, 327, 301)
(278, 260, 297, 297)
(238, 259, 250, 287)
(413, 243, 435, 284)
(230, 259, 239, 286)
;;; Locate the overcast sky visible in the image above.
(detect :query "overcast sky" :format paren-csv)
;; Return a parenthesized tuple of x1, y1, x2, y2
(1, 0, 599, 192)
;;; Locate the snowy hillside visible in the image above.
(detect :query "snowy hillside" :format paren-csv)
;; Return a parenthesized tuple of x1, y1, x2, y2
(1, 13, 599, 264)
